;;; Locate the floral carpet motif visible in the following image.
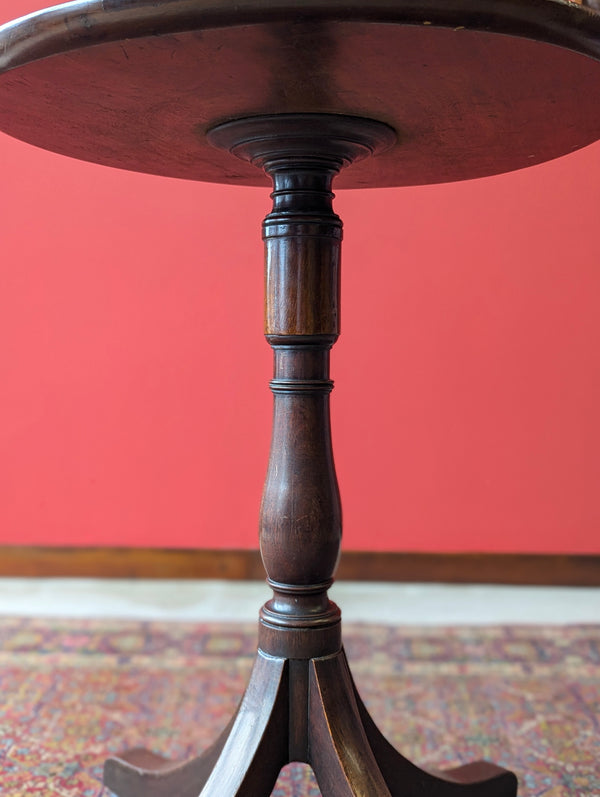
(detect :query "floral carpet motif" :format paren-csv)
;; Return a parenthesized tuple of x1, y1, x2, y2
(0, 619, 598, 796)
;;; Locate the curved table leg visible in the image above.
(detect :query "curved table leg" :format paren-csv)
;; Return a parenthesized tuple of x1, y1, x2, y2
(309, 652, 392, 796)
(309, 649, 516, 797)
(103, 651, 289, 797)
(349, 653, 518, 797)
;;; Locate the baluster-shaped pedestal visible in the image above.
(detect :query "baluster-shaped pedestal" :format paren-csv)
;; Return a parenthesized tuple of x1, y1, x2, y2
(104, 114, 518, 797)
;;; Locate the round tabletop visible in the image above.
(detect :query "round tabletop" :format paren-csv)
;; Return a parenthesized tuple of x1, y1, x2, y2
(2, 0, 600, 188)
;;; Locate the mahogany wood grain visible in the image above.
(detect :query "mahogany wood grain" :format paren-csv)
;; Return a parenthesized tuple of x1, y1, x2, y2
(3, 2, 600, 794)
(314, 651, 517, 797)
(3, 1, 600, 187)
(102, 114, 518, 796)
(105, 653, 288, 797)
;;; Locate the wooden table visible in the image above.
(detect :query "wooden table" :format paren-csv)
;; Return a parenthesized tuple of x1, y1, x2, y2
(2, 2, 600, 794)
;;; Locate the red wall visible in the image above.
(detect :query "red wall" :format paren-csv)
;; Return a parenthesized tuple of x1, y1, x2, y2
(1, 2, 600, 554)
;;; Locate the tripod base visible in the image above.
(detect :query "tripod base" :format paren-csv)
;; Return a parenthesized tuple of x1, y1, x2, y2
(104, 646, 517, 797)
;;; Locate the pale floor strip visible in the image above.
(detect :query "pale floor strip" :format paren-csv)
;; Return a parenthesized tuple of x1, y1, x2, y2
(0, 578, 598, 624)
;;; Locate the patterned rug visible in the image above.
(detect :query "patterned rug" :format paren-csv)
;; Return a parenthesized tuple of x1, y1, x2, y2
(0, 618, 598, 796)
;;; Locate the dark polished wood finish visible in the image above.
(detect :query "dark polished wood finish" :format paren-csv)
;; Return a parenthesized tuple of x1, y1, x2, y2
(3, 0, 600, 187)
(103, 115, 517, 796)
(3, 1, 600, 794)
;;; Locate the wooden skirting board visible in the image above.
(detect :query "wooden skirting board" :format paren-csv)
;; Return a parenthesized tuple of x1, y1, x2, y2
(0, 547, 598, 586)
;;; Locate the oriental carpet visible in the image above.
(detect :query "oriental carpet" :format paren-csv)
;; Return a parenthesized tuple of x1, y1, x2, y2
(0, 618, 598, 796)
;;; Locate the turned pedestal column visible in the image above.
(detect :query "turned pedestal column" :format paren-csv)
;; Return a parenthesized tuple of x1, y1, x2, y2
(101, 114, 518, 796)
(3, 1, 600, 795)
